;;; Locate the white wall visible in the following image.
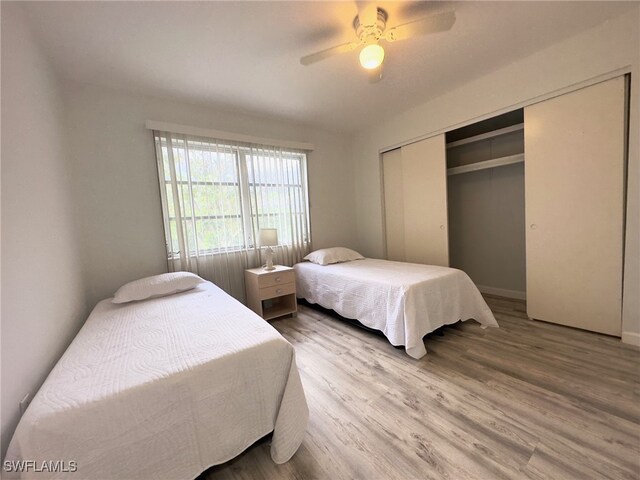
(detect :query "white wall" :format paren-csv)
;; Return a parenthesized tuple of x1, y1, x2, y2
(448, 163, 526, 297)
(63, 83, 357, 308)
(351, 8, 640, 341)
(1, 4, 88, 457)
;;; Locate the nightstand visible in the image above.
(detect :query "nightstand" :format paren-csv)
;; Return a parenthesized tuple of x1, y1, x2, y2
(244, 265, 297, 320)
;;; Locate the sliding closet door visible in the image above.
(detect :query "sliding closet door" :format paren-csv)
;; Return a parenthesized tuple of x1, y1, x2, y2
(382, 134, 449, 266)
(402, 136, 449, 266)
(382, 148, 406, 261)
(525, 76, 625, 336)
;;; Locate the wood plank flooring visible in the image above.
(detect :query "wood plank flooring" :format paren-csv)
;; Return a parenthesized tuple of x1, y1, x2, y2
(203, 296, 640, 480)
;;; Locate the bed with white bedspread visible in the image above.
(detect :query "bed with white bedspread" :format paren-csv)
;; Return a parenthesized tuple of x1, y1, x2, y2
(295, 258, 498, 359)
(5, 282, 308, 480)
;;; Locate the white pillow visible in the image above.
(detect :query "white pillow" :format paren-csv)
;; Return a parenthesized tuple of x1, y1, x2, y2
(112, 272, 206, 304)
(304, 247, 365, 266)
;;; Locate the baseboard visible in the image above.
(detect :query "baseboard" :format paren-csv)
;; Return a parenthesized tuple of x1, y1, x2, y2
(621, 331, 640, 347)
(477, 285, 526, 301)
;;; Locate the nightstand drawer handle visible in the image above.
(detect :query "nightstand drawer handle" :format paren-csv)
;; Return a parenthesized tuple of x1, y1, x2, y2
(276, 288, 282, 294)
(275, 276, 281, 282)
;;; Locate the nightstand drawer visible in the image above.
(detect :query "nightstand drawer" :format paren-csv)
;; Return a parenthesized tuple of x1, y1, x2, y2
(259, 282, 295, 300)
(257, 270, 295, 289)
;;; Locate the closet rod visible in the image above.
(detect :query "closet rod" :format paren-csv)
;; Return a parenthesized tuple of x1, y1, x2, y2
(447, 153, 524, 176)
(446, 123, 524, 149)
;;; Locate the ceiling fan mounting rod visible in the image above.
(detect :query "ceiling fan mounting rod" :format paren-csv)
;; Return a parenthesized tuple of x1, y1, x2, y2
(353, 7, 388, 43)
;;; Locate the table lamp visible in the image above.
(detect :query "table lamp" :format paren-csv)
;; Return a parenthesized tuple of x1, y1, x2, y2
(258, 228, 278, 271)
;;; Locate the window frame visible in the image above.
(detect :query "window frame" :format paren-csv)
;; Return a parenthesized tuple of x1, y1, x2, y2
(155, 134, 310, 259)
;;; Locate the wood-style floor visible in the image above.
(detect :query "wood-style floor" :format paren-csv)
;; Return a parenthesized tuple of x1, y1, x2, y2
(204, 296, 640, 480)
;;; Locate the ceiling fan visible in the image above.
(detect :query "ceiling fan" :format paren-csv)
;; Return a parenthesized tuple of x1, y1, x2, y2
(300, 4, 456, 82)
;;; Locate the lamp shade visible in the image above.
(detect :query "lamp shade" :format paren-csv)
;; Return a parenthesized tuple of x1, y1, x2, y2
(258, 228, 278, 247)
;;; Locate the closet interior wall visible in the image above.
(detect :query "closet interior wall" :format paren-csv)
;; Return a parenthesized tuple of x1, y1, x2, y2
(446, 115, 526, 299)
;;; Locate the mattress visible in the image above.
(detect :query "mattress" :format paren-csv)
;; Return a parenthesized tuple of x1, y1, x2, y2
(295, 259, 498, 359)
(5, 282, 308, 479)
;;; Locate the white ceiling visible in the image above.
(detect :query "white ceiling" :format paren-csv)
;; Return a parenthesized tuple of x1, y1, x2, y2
(19, 1, 634, 132)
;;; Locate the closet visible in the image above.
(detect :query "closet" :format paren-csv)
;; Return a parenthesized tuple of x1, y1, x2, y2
(446, 110, 526, 300)
(381, 75, 628, 336)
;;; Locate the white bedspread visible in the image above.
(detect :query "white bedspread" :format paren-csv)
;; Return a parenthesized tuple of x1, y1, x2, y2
(5, 282, 308, 479)
(295, 259, 498, 359)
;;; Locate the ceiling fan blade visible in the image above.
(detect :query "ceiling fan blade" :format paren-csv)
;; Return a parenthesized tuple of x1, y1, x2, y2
(357, 2, 378, 27)
(384, 10, 456, 42)
(300, 42, 359, 66)
(368, 65, 383, 83)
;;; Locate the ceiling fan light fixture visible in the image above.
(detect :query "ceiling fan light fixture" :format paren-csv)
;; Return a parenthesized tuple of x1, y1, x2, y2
(359, 44, 385, 70)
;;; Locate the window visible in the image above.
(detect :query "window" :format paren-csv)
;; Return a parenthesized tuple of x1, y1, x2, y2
(154, 132, 310, 258)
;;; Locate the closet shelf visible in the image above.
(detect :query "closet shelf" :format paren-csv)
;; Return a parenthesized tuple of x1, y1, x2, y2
(447, 153, 524, 176)
(446, 123, 524, 149)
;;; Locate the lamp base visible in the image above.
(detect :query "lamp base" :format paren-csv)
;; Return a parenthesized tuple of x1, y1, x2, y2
(263, 246, 275, 271)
